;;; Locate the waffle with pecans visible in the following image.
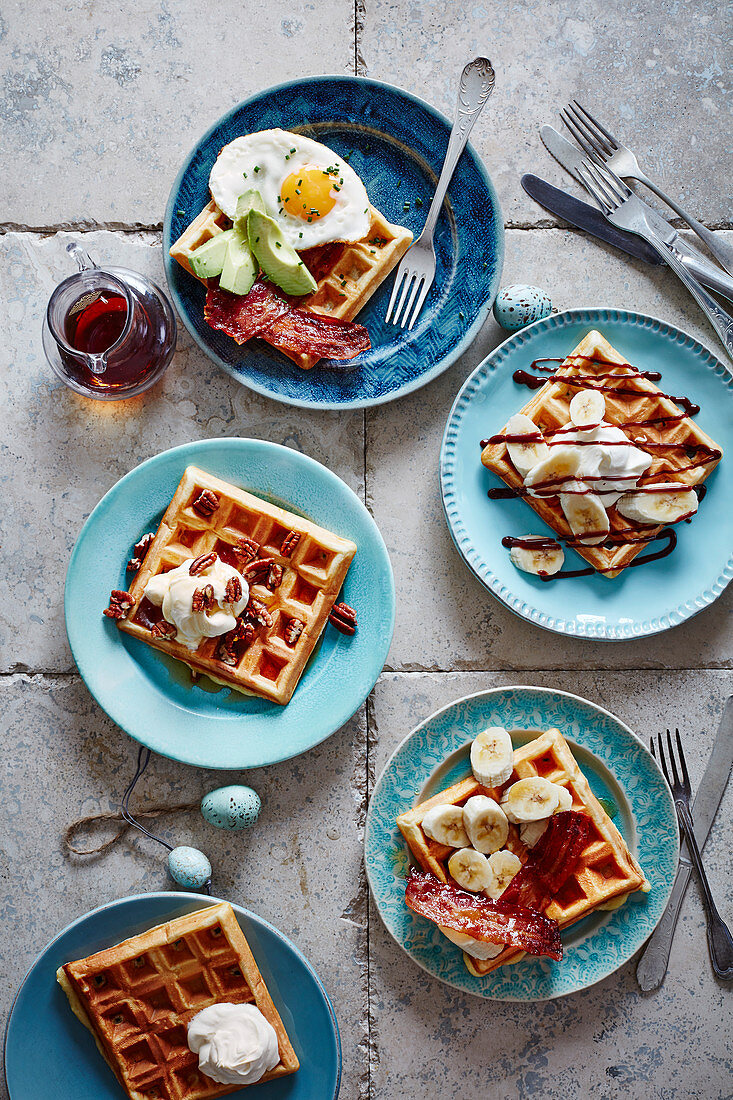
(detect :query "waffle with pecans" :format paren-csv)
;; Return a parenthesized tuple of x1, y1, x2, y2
(117, 465, 357, 705)
(56, 902, 299, 1100)
(170, 199, 413, 370)
(480, 329, 722, 578)
(397, 727, 649, 976)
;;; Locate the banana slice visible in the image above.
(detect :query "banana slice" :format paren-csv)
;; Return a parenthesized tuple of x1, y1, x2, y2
(524, 446, 581, 496)
(519, 820, 548, 848)
(439, 925, 504, 960)
(616, 485, 699, 525)
(422, 805, 469, 848)
(501, 777, 561, 823)
(560, 491, 609, 546)
(569, 389, 606, 428)
(503, 413, 549, 478)
(486, 850, 523, 899)
(554, 786, 573, 812)
(462, 795, 509, 854)
(470, 727, 514, 787)
(509, 536, 565, 576)
(448, 847, 497, 893)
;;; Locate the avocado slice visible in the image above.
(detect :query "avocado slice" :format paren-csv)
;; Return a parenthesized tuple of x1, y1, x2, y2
(233, 189, 266, 233)
(247, 210, 318, 297)
(189, 229, 234, 279)
(219, 227, 257, 296)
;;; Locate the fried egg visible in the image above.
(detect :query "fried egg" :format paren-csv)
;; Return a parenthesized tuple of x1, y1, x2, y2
(208, 128, 371, 250)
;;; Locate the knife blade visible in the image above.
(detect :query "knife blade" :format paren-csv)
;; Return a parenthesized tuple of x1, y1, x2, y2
(538, 126, 733, 302)
(521, 173, 663, 265)
(636, 695, 733, 991)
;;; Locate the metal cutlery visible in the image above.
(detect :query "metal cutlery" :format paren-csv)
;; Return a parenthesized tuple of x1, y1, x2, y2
(561, 101, 733, 277)
(652, 728, 733, 982)
(385, 57, 495, 330)
(638, 697, 733, 991)
(540, 126, 733, 302)
(576, 157, 733, 366)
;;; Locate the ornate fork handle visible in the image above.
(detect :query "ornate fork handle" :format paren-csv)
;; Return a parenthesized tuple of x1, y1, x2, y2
(675, 800, 733, 981)
(639, 172, 733, 277)
(421, 58, 496, 240)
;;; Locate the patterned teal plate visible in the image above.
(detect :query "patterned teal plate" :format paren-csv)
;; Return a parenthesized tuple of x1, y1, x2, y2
(365, 686, 679, 1000)
(440, 309, 733, 639)
(65, 438, 394, 770)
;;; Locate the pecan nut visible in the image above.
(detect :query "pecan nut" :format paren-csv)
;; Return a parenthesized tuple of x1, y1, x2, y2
(284, 617, 305, 646)
(192, 489, 220, 517)
(192, 584, 215, 612)
(233, 618, 256, 646)
(281, 530, 301, 557)
(217, 637, 238, 666)
(266, 563, 283, 591)
(151, 620, 177, 639)
(243, 558, 272, 586)
(127, 532, 154, 574)
(245, 597, 273, 630)
(103, 590, 133, 620)
(235, 537, 260, 564)
(328, 601, 357, 635)
(189, 551, 217, 576)
(225, 576, 243, 604)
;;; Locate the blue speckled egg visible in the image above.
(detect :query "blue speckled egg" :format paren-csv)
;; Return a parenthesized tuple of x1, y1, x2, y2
(200, 785, 261, 831)
(168, 846, 212, 889)
(493, 285, 552, 332)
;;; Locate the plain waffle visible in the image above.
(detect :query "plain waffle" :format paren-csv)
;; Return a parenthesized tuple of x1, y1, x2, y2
(480, 330, 722, 578)
(57, 901, 299, 1100)
(118, 465, 356, 705)
(396, 727, 649, 976)
(170, 198, 413, 370)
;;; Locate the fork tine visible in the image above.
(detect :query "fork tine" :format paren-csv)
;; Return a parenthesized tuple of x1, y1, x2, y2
(650, 737, 656, 759)
(675, 728, 692, 793)
(586, 162, 625, 207)
(592, 160, 631, 201)
(562, 106, 609, 160)
(666, 728, 681, 789)
(401, 274, 424, 329)
(578, 164, 613, 211)
(656, 732, 671, 785)
(391, 271, 415, 327)
(384, 268, 405, 324)
(406, 277, 431, 331)
(573, 100, 619, 151)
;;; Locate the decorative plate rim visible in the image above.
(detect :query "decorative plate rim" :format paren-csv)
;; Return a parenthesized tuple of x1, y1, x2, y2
(364, 684, 680, 1001)
(439, 307, 733, 640)
(64, 437, 395, 770)
(162, 73, 504, 411)
(3, 890, 342, 1100)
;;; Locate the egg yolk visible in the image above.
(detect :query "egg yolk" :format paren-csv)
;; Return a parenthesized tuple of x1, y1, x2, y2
(280, 167, 339, 221)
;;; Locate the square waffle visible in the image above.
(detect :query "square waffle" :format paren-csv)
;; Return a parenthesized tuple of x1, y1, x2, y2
(480, 329, 723, 578)
(396, 727, 649, 976)
(56, 902, 299, 1100)
(118, 465, 357, 705)
(170, 198, 413, 369)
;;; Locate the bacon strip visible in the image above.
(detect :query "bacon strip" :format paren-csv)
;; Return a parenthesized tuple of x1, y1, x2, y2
(501, 811, 592, 911)
(204, 282, 289, 345)
(404, 869, 563, 960)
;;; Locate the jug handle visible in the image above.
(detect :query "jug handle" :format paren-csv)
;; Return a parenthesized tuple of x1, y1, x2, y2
(66, 241, 98, 273)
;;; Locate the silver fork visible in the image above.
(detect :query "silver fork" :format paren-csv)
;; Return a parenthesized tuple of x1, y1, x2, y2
(652, 728, 733, 982)
(385, 57, 495, 330)
(562, 101, 733, 277)
(576, 157, 733, 368)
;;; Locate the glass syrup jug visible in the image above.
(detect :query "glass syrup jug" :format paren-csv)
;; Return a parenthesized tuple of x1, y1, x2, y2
(42, 242, 177, 400)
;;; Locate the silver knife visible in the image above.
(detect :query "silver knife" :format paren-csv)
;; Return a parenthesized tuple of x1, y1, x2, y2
(636, 695, 733, 991)
(540, 126, 733, 302)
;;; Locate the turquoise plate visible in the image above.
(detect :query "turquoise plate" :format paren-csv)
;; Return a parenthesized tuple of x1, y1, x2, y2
(4, 892, 341, 1099)
(365, 686, 679, 1001)
(440, 309, 733, 639)
(65, 438, 394, 769)
(163, 75, 503, 409)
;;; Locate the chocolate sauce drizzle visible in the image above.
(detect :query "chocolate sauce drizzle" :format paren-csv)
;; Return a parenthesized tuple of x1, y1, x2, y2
(501, 529, 677, 580)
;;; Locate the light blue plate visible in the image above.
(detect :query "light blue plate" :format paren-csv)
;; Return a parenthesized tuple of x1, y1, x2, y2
(4, 892, 341, 1099)
(65, 438, 394, 769)
(365, 686, 679, 1001)
(440, 309, 733, 639)
(163, 75, 503, 409)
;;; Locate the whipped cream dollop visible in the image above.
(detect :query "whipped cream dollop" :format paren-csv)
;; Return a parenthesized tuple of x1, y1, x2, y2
(557, 421, 653, 506)
(144, 556, 248, 650)
(187, 1002, 280, 1086)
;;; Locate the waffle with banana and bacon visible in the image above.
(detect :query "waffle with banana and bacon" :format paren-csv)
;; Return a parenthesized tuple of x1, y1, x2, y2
(57, 902, 299, 1100)
(480, 330, 722, 578)
(170, 199, 412, 370)
(397, 727, 649, 976)
(116, 466, 356, 705)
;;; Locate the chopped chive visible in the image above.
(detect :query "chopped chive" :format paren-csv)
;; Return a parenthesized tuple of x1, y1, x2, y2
(403, 201, 410, 212)
(415, 197, 423, 208)
(307, 216, 312, 222)
(177, 209, 185, 217)
(459, 311, 464, 320)
(253, 166, 260, 172)
(298, 260, 304, 266)
(299, 232, 303, 238)
(275, 241, 282, 248)
(396, 179, 402, 189)
(290, 147, 296, 153)
(298, 179, 302, 185)
(242, 171, 247, 177)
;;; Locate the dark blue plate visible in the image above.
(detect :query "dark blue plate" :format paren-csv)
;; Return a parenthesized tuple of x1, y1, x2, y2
(163, 76, 503, 409)
(5, 893, 341, 1099)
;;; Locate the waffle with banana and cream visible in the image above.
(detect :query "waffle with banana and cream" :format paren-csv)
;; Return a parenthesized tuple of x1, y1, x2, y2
(480, 330, 722, 579)
(397, 726, 649, 975)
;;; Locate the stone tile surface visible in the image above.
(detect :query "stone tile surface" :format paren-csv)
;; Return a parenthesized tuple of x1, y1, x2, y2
(368, 670, 733, 1100)
(361, 0, 732, 227)
(366, 228, 733, 672)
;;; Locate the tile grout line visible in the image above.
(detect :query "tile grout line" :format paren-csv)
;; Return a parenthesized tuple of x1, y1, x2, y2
(1, 666, 731, 680)
(3, 221, 732, 236)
